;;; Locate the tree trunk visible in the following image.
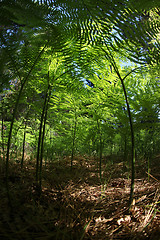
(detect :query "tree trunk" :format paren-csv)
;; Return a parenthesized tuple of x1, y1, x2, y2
(101, 47, 137, 207)
(36, 88, 48, 185)
(5, 45, 46, 207)
(71, 110, 77, 170)
(21, 123, 26, 169)
(39, 85, 51, 192)
(96, 118, 103, 181)
(1, 98, 5, 161)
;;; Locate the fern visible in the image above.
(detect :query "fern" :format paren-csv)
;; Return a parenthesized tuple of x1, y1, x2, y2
(1, 0, 159, 67)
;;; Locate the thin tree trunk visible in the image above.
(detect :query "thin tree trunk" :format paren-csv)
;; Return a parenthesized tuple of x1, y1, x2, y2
(96, 118, 103, 181)
(99, 137, 103, 181)
(120, 78, 135, 207)
(101, 47, 138, 207)
(36, 64, 52, 192)
(36, 89, 48, 184)
(21, 123, 26, 169)
(123, 135, 127, 169)
(71, 111, 77, 170)
(5, 83, 25, 207)
(1, 99, 5, 161)
(39, 86, 51, 192)
(5, 45, 46, 207)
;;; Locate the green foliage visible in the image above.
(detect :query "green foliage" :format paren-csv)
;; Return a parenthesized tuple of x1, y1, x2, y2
(0, 0, 160, 211)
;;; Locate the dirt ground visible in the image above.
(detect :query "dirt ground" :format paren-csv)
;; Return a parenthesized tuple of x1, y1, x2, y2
(0, 155, 160, 239)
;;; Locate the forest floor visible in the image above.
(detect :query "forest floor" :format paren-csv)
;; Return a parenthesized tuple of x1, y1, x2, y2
(0, 154, 160, 240)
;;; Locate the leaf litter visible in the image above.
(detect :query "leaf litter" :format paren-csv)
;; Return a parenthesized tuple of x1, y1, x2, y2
(0, 155, 160, 239)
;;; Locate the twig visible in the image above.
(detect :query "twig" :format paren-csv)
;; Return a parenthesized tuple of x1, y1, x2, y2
(145, 172, 159, 182)
(138, 189, 159, 231)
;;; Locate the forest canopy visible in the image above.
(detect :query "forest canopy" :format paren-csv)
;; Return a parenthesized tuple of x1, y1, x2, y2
(0, 0, 160, 239)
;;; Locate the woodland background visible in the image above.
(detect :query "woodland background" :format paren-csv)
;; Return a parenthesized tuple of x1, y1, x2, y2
(0, 0, 160, 239)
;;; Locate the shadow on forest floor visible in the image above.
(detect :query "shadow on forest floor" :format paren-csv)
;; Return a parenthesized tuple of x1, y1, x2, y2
(0, 154, 160, 239)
